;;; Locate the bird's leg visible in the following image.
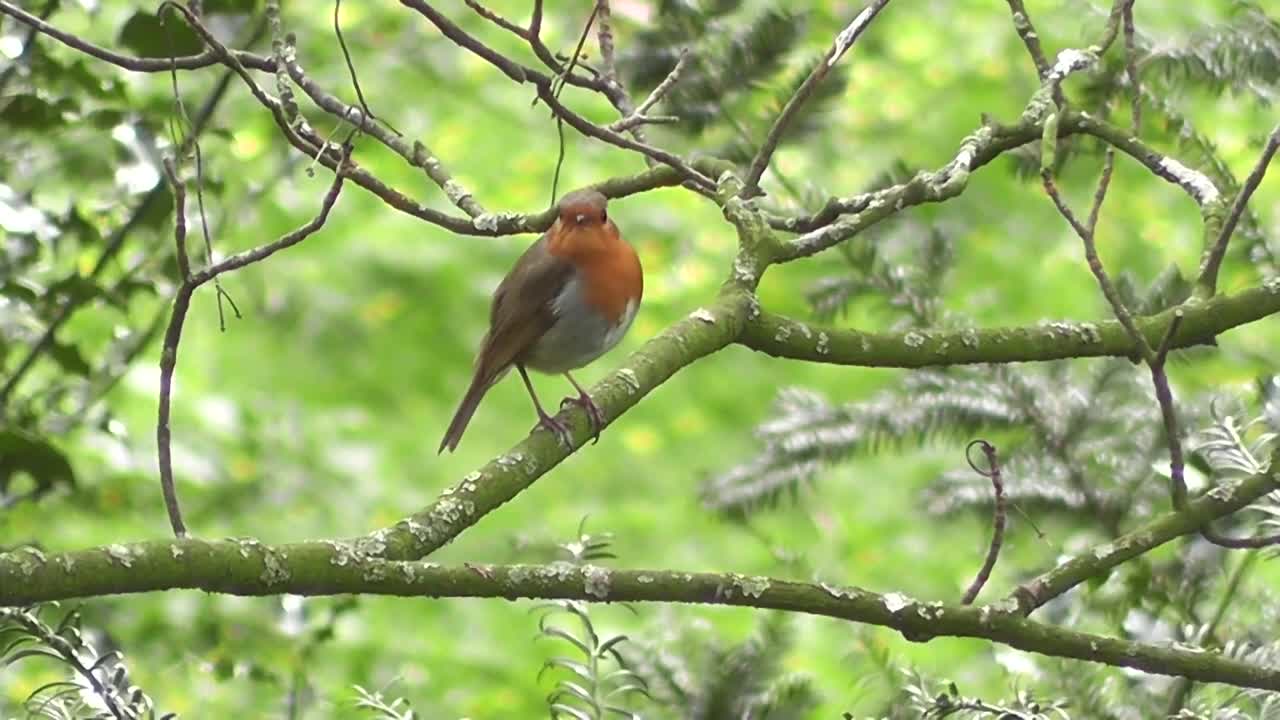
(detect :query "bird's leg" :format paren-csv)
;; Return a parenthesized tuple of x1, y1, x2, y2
(518, 364, 572, 448)
(560, 371, 604, 445)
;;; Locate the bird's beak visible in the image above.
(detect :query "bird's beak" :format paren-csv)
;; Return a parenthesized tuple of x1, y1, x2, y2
(575, 214, 586, 223)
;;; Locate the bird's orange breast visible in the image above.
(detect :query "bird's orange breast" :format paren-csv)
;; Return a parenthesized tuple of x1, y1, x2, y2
(548, 221, 643, 324)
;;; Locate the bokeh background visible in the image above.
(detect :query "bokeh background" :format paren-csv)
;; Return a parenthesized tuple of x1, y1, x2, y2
(2, 0, 1279, 716)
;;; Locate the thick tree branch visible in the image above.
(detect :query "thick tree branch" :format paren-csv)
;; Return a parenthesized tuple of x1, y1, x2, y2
(375, 290, 752, 561)
(3, 548, 1280, 691)
(741, 280, 1280, 367)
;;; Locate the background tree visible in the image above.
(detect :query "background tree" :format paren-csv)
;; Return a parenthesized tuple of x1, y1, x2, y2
(2, 0, 1280, 717)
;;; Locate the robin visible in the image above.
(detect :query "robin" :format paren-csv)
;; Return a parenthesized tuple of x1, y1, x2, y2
(439, 189, 642, 453)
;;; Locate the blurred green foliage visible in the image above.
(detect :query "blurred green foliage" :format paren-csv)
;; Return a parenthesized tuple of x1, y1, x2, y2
(2, 0, 1279, 717)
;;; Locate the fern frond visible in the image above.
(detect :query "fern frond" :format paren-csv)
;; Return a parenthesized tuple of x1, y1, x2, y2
(1140, 3, 1280, 104)
(703, 372, 1023, 517)
(1, 603, 173, 720)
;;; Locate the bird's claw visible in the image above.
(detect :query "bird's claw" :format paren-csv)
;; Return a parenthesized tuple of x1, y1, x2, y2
(560, 392, 604, 445)
(531, 411, 573, 449)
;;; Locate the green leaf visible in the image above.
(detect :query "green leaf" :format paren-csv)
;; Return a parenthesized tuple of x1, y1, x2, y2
(0, 429, 76, 497)
(106, 278, 158, 308)
(0, 94, 73, 129)
(47, 338, 91, 376)
(0, 281, 40, 304)
(205, 0, 258, 14)
(118, 11, 204, 59)
(46, 274, 103, 307)
(136, 184, 176, 229)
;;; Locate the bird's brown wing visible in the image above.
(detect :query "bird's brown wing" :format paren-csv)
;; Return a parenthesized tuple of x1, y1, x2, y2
(476, 234, 575, 380)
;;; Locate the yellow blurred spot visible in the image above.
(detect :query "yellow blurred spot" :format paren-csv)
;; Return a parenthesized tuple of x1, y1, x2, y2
(360, 291, 405, 325)
(229, 455, 256, 482)
(434, 121, 468, 159)
(622, 425, 658, 455)
(673, 408, 705, 434)
(231, 130, 263, 160)
(979, 59, 1008, 80)
(634, 316, 660, 338)
(676, 258, 710, 288)
(337, 0, 363, 23)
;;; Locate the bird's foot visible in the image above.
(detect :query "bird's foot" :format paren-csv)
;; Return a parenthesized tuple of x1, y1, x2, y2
(530, 409, 573, 449)
(560, 391, 604, 445)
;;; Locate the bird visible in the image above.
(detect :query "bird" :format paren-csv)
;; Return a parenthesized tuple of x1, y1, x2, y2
(438, 189, 642, 453)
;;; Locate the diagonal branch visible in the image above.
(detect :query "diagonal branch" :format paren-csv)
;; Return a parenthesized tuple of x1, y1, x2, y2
(1197, 122, 1280, 296)
(401, 0, 715, 191)
(375, 291, 752, 561)
(1002, 0, 1051, 80)
(740, 0, 893, 198)
(1010, 459, 1279, 615)
(0, 0, 273, 72)
(156, 152, 349, 537)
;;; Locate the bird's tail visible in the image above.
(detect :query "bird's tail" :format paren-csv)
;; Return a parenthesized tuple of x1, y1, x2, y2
(439, 369, 495, 454)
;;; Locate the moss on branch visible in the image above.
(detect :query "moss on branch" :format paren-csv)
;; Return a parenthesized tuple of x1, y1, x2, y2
(3, 547, 1279, 691)
(741, 280, 1280, 367)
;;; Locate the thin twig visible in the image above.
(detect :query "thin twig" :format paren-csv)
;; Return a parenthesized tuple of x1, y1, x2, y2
(741, 0, 893, 197)
(334, 0, 398, 135)
(549, 4, 600, 203)
(536, 84, 716, 192)
(607, 48, 691, 133)
(161, 159, 191, 280)
(0, 57, 243, 408)
(0, 0, 274, 73)
(1003, 0, 1051, 80)
(1199, 123, 1280, 294)
(1040, 171, 1153, 361)
(400, 0, 714, 191)
(162, 3, 238, 332)
(156, 150, 350, 537)
(464, 0, 528, 37)
(1093, 0, 1135, 57)
(0, 0, 55, 97)
(1121, 1, 1141, 133)
(961, 440, 1006, 605)
(462, 0, 606, 93)
(591, 0, 646, 151)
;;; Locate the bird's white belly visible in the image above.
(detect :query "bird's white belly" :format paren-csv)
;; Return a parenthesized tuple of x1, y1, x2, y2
(523, 277, 638, 374)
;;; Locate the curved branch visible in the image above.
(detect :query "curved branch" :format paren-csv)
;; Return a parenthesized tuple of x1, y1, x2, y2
(2, 548, 1278, 691)
(740, 280, 1280, 367)
(768, 111, 1222, 241)
(0, 0, 273, 73)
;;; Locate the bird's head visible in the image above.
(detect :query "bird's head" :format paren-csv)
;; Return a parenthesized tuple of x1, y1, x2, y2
(551, 189, 616, 255)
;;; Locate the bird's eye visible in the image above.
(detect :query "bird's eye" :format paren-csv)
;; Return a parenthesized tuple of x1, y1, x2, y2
(601, 210, 607, 222)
